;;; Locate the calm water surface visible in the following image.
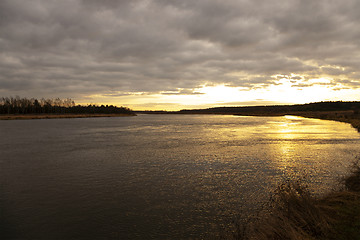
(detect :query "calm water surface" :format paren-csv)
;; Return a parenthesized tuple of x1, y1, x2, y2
(0, 114, 359, 239)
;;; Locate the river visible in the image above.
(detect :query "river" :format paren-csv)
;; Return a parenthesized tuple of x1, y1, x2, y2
(0, 114, 359, 239)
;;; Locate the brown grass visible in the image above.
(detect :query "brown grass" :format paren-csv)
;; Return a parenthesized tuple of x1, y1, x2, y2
(344, 161, 360, 192)
(226, 162, 360, 240)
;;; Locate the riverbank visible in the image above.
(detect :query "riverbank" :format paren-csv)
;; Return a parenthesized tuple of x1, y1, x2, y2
(293, 110, 360, 132)
(0, 113, 136, 120)
(227, 162, 360, 239)
(232, 110, 360, 132)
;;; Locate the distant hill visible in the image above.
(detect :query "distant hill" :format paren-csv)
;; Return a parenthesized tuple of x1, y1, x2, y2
(137, 101, 360, 115)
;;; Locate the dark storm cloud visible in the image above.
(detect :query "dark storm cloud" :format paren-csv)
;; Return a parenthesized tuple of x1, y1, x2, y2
(1, 0, 360, 98)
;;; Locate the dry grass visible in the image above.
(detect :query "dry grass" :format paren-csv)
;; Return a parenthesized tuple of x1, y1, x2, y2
(226, 163, 360, 240)
(344, 161, 360, 192)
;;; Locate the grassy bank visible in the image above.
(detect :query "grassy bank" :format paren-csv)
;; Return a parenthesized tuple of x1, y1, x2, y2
(0, 113, 136, 120)
(293, 110, 360, 132)
(227, 163, 360, 239)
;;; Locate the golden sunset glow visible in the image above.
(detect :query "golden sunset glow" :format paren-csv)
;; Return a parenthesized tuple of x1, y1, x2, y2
(81, 81, 360, 111)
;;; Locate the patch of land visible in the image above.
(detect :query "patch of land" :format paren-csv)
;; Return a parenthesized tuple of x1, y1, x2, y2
(0, 113, 136, 120)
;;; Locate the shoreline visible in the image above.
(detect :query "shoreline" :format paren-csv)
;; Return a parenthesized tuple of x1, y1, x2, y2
(0, 113, 136, 120)
(234, 111, 360, 131)
(293, 112, 360, 132)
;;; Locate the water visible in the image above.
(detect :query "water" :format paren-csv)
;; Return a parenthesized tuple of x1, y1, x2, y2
(0, 114, 359, 239)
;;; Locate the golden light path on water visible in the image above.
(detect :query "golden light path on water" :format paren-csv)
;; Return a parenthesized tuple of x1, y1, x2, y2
(262, 115, 357, 193)
(272, 116, 312, 175)
(201, 114, 359, 194)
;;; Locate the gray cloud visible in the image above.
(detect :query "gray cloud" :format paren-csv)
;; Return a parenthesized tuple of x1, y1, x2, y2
(0, 0, 360, 100)
(161, 89, 205, 95)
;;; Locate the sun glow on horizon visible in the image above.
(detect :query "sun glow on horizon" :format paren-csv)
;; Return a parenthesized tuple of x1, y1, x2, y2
(80, 79, 360, 111)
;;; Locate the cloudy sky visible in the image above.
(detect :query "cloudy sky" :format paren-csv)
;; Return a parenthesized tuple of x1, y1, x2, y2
(1, 0, 360, 110)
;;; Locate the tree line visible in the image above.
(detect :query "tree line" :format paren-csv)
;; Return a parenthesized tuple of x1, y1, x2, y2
(178, 101, 360, 115)
(0, 96, 133, 115)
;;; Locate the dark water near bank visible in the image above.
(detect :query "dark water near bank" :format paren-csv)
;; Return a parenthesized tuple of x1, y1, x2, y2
(0, 115, 359, 239)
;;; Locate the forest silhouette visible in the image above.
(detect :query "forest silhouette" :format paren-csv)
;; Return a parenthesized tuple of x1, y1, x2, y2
(0, 96, 133, 115)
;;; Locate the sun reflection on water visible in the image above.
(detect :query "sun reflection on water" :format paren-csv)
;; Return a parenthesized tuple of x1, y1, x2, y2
(264, 115, 358, 186)
(271, 117, 302, 175)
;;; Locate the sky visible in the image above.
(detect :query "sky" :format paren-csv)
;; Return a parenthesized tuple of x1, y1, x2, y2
(1, 0, 360, 110)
